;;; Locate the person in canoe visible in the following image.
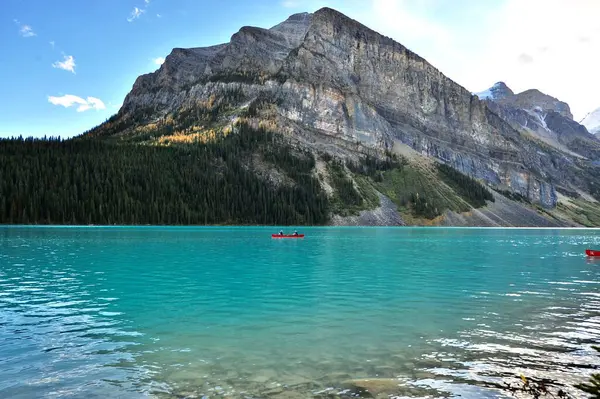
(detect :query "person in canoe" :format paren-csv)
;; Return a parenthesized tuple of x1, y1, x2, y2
(279, 230, 284, 236)
(293, 230, 299, 236)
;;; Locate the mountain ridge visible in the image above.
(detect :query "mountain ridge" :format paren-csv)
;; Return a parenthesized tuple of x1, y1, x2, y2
(80, 7, 600, 227)
(475, 81, 600, 160)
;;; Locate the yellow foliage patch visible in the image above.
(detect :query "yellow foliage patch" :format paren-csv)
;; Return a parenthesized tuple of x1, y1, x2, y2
(157, 127, 231, 145)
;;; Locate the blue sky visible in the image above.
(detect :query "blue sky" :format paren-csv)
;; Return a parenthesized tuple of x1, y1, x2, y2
(2, 0, 598, 138)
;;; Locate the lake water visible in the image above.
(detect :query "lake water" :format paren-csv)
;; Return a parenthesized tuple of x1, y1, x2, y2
(1, 227, 599, 399)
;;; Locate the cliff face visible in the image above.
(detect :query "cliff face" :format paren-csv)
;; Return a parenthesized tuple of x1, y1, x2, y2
(91, 7, 600, 210)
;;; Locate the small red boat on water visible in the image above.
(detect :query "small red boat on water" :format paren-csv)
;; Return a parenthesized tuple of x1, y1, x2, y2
(585, 249, 600, 257)
(272, 234, 304, 239)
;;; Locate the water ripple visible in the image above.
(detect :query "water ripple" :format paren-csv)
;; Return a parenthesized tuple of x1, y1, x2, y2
(1, 227, 599, 398)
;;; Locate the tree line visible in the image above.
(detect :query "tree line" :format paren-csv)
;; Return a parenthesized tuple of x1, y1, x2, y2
(0, 124, 328, 225)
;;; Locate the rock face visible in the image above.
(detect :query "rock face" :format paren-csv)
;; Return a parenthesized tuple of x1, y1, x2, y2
(500, 89, 574, 120)
(441, 192, 571, 227)
(121, 12, 313, 114)
(95, 7, 600, 209)
(330, 194, 405, 226)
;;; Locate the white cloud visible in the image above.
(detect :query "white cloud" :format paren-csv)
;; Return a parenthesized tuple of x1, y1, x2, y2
(145, 0, 151, 3)
(368, 0, 453, 53)
(14, 20, 36, 37)
(281, 0, 300, 7)
(52, 55, 76, 74)
(48, 95, 106, 112)
(348, 0, 600, 120)
(127, 7, 145, 22)
(49, 41, 55, 49)
(20, 25, 36, 37)
(153, 57, 165, 65)
(466, 0, 600, 120)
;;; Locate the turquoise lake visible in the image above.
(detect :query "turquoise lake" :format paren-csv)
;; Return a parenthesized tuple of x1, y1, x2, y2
(1, 227, 599, 398)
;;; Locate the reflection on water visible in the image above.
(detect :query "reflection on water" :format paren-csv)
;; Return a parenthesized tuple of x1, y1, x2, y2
(0, 227, 599, 398)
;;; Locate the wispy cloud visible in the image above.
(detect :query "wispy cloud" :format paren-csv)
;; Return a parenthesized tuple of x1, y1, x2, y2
(48, 95, 106, 112)
(281, 0, 300, 7)
(127, 7, 145, 22)
(145, 0, 151, 3)
(49, 41, 55, 49)
(20, 25, 36, 37)
(156, 13, 162, 18)
(52, 55, 76, 74)
(153, 57, 165, 66)
(517, 53, 534, 65)
(14, 19, 36, 37)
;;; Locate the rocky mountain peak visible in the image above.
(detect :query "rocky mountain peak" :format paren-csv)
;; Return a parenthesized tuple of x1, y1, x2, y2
(475, 82, 514, 101)
(506, 89, 573, 120)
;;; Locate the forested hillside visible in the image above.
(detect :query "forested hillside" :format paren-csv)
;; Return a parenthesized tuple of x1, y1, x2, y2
(0, 124, 328, 225)
(0, 122, 503, 226)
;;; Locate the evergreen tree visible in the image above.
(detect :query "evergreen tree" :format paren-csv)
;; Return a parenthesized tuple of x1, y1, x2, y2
(0, 124, 329, 226)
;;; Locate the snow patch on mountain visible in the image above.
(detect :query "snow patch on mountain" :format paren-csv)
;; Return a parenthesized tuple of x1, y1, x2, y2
(581, 107, 600, 134)
(474, 82, 514, 101)
(475, 88, 493, 100)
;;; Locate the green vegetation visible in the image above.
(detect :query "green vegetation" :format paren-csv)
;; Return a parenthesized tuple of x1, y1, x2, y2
(346, 153, 406, 180)
(326, 160, 365, 216)
(344, 155, 494, 220)
(322, 154, 395, 217)
(436, 163, 495, 207)
(369, 163, 473, 219)
(555, 199, 600, 227)
(0, 123, 328, 225)
(353, 174, 381, 209)
(497, 189, 531, 204)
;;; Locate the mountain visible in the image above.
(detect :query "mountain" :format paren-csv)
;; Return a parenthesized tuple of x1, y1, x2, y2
(48, 8, 600, 226)
(475, 82, 514, 102)
(502, 88, 573, 120)
(476, 82, 600, 160)
(581, 107, 600, 135)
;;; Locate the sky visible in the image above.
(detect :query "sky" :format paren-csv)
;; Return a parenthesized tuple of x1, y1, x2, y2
(2, 0, 599, 138)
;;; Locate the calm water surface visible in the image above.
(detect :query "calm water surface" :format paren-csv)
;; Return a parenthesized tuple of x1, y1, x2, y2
(0, 227, 599, 398)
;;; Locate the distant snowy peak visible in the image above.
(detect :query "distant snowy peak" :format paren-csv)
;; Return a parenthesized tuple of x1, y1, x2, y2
(475, 82, 514, 101)
(581, 107, 600, 134)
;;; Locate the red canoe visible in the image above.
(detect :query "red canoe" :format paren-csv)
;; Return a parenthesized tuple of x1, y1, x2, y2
(585, 249, 600, 257)
(272, 234, 304, 239)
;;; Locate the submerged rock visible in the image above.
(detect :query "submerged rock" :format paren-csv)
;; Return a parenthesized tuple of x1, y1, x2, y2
(341, 378, 404, 397)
